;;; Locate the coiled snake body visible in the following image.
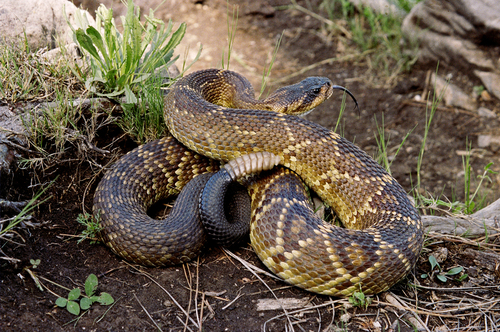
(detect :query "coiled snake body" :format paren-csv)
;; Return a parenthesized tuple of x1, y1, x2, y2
(94, 69, 423, 296)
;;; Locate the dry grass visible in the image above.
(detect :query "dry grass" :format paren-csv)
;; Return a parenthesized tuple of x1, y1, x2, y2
(0, 38, 84, 103)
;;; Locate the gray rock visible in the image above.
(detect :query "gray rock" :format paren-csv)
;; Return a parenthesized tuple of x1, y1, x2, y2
(402, 0, 500, 100)
(477, 107, 496, 118)
(474, 71, 500, 100)
(478, 135, 500, 149)
(40, 42, 86, 69)
(430, 73, 476, 111)
(0, 0, 95, 50)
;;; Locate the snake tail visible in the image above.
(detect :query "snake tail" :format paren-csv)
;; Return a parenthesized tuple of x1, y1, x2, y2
(199, 152, 281, 246)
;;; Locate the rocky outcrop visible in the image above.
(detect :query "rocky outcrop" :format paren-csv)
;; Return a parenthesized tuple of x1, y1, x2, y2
(0, 0, 95, 50)
(402, 0, 500, 99)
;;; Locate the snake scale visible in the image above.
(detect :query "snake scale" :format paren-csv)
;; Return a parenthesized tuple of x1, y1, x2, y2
(94, 68, 423, 296)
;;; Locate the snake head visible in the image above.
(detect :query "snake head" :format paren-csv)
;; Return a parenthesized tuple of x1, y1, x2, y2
(264, 77, 358, 116)
(264, 77, 333, 115)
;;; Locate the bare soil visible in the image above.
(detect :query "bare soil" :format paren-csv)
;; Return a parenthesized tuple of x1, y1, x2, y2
(1, 0, 500, 331)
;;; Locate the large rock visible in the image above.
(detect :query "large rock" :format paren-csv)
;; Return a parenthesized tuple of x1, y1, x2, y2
(0, 0, 95, 50)
(402, 0, 500, 99)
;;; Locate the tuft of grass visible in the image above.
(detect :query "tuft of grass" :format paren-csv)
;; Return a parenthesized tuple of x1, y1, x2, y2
(461, 140, 497, 214)
(119, 75, 167, 143)
(23, 91, 81, 155)
(317, 0, 420, 81)
(0, 35, 83, 103)
(68, 0, 187, 103)
(259, 32, 284, 99)
(19, 89, 113, 171)
(415, 87, 440, 196)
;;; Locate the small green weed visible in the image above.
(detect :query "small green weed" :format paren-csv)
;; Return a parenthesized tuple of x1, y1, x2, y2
(259, 32, 283, 99)
(76, 212, 102, 244)
(348, 286, 372, 309)
(30, 259, 41, 269)
(420, 255, 467, 283)
(221, 2, 238, 70)
(373, 114, 413, 174)
(56, 274, 114, 316)
(68, 0, 188, 102)
(472, 85, 484, 98)
(462, 141, 497, 214)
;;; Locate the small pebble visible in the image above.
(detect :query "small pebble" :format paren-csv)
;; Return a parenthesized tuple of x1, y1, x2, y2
(481, 90, 492, 101)
(478, 107, 496, 118)
(340, 312, 352, 323)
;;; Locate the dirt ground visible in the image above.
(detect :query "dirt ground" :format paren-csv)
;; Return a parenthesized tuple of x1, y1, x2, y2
(1, 0, 500, 331)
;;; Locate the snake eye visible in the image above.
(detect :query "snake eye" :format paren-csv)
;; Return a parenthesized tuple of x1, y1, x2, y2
(312, 87, 321, 95)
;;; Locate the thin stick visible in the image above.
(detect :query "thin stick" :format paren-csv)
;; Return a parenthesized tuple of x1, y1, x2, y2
(195, 257, 202, 331)
(387, 292, 430, 332)
(221, 292, 243, 310)
(198, 292, 205, 332)
(94, 296, 120, 324)
(182, 263, 193, 332)
(176, 316, 194, 332)
(223, 249, 281, 280)
(126, 262, 199, 328)
(223, 249, 295, 331)
(134, 293, 163, 332)
(37, 275, 73, 293)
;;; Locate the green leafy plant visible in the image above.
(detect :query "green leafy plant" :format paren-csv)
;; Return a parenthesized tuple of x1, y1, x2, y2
(420, 255, 467, 282)
(77, 212, 103, 244)
(68, 0, 188, 102)
(55, 274, 114, 315)
(348, 286, 372, 309)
